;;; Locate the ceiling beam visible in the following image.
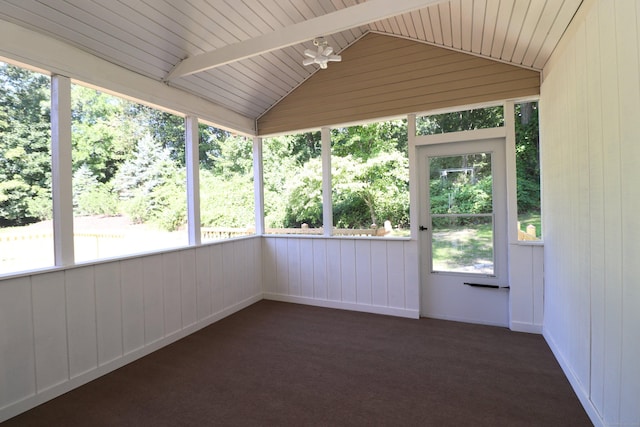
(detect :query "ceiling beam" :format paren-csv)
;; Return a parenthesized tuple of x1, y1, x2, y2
(166, 0, 446, 80)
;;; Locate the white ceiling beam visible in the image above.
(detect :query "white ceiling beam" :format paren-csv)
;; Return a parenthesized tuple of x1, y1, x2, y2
(166, 0, 446, 80)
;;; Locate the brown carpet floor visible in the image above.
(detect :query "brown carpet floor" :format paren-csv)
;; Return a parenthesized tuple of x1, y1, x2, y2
(3, 300, 592, 426)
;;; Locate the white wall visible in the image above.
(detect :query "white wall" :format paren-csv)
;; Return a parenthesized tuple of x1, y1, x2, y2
(540, 0, 640, 425)
(508, 244, 544, 333)
(262, 237, 420, 319)
(0, 237, 262, 422)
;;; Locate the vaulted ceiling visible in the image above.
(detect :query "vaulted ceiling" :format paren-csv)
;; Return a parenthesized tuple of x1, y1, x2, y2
(0, 0, 582, 130)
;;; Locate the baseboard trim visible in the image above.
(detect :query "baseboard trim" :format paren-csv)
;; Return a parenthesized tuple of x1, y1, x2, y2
(263, 293, 420, 319)
(543, 329, 605, 427)
(510, 321, 543, 334)
(0, 293, 262, 423)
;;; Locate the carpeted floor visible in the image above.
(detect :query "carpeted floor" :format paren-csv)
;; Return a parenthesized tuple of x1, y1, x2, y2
(3, 300, 592, 426)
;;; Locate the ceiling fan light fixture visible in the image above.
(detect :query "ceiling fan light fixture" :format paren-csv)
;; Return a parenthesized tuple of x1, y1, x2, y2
(302, 37, 342, 69)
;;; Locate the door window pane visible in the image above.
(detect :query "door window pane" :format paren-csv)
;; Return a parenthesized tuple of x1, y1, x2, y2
(429, 152, 494, 274)
(431, 216, 494, 274)
(429, 153, 493, 215)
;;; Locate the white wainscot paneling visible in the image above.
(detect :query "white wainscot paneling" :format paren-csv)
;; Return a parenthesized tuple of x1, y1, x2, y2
(180, 249, 197, 329)
(120, 258, 145, 355)
(65, 267, 98, 378)
(195, 246, 212, 321)
(312, 239, 327, 299)
(263, 236, 418, 318)
(0, 277, 36, 410)
(143, 255, 165, 345)
(222, 241, 236, 308)
(355, 240, 372, 305)
(94, 263, 123, 366)
(210, 244, 224, 314)
(31, 272, 68, 392)
(339, 240, 357, 303)
(299, 239, 314, 298)
(1, 239, 263, 423)
(262, 238, 277, 294)
(326, 239, 342, 301)
(386, 240, 406, 309)
(162, 252, 183, 337)
(509, 244, 544, 334)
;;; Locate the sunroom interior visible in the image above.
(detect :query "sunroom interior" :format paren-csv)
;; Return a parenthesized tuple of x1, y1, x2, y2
(0, 1, 638, 426)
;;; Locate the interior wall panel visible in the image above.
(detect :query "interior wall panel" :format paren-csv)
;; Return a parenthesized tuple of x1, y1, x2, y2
(143, 256, 165, 345)
(0, 238, 263, 422)
(195, 247, 212, 321)
(326, 239, 342, 301)
(312, 239, 328, 299)
(180, 249, 198, 329)
(31, 272, 68, 392)
(64, 267, 98, 379)
(541, 0, 640, 425)
(119, 258, 145, 355)
(162, 252, 182, 337)
(616, 0, 640, 423)
(263, 236, 419, 318)
(94, 263, 123, 366)
(0, 277, 35, 412)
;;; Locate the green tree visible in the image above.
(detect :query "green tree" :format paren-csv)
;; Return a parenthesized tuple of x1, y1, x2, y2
(71, 85, 138, 182)
(0, 63, 51, 225)
(417, 106, 504, 134)
(114, 134, 186, 230)
(515, 102, 540, 214)
(72, 164, 118, 216)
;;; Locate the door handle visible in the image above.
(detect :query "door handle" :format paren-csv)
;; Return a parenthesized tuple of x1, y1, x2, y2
(419, 225, 428, 231)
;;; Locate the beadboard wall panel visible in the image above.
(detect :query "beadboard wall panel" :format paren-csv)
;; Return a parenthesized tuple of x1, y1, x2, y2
(0, 237, 262, 423)
(262, 236, 419, 318)
(540, 0, 640, 425)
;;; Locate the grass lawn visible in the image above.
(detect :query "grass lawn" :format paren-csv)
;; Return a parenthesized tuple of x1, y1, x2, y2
(431, 221, 493, 274)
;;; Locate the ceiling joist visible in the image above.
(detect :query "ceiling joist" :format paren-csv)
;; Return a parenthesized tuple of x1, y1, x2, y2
(165, 0, 446, 80)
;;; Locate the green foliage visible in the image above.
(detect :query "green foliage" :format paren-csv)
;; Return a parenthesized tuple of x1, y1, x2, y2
(515, 102, 540, 214)
(0, 63, 51, 224)
(2, 61, 541, 237)
(429, 153, 492, 216)
(114, 134, 186, 230)
(283, 158, 323, 227)
(71, 85, 135, 182)
(417, 106, 504, 134)
(200, 170, 255, 228)
(73, 164, 118, 216)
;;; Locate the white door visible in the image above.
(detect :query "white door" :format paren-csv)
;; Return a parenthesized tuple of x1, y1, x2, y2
(418, 138, 509, 326)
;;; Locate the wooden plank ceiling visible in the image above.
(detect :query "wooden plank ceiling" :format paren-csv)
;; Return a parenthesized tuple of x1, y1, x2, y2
(0, 0, 582, 134)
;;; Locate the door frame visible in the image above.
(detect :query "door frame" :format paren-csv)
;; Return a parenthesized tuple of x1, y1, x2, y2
(417, 137, 509, 326)
(408, 120, 518, 326)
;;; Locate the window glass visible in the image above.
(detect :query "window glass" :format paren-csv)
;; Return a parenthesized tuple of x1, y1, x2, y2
(416, 106, 504, 135)
(262, 131, 322, 235)
(199, 124, 254, 242)
(331, 120, 409, 237)
(71, 84, 187, 262)
(0, 62, 53, 274)
(515, 101, 541, 241)
(429, 152, 494, 274)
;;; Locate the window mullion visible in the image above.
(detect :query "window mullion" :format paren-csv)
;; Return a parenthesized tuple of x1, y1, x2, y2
(51, 74, 74, 266)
